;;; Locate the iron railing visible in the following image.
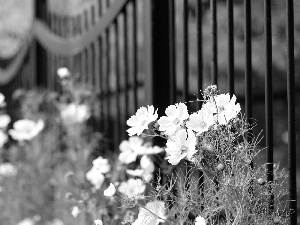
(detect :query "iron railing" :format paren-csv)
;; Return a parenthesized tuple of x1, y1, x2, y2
(0, 0, 298, 223)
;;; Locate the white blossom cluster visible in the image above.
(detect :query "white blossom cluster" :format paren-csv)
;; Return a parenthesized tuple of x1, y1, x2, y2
(126, 85, 240, 166)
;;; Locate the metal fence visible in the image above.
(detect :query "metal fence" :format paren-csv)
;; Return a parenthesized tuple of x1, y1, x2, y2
(0, 0, 298, 223)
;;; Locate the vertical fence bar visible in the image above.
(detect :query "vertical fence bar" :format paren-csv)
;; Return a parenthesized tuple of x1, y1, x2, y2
(227, 0, 234, 95)
(84, 10, 89, 32)
(91, 5, 96, 26)
(211, 0, 217, 85)
(35, 0, 47, 87)
(196, 0, 203, 110)
(196, 0, 204, 196)
(105, 28, 111, 137)
(183, 0, 189, 103)
(98, 36, 104, 132)
(90, 44, 96, 86)
(123, 8, 129, 125)
(169, 0, 176, 104)
(115, 20, 121, 147)
(144, 0, 171, 113)
(244, 0, 252, 139)
(132, 0, 138, 110)
(264, 0, 274, 212)
(286, 0, 297, 223)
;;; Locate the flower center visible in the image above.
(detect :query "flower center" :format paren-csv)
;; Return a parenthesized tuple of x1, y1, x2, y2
(180, 145, 188, 154)
(218, 105, 225, 112)
(199, 121, 207, 129)
(173, 118, 180, 125)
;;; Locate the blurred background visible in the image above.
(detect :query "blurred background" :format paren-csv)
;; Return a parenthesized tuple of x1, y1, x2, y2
(0, 0, 299, 224)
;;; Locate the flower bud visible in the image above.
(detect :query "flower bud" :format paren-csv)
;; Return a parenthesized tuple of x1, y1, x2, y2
(216, 163, 225, 171)
(202, 143, 214, 153)
(65, 192, 73, 200)
(257, 178, 266, 185)
(64, 171, 75, 183)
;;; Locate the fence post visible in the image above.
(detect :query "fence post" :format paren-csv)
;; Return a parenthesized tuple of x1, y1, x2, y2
(144, 0, 171, 115)
(35, 0, 48, 87)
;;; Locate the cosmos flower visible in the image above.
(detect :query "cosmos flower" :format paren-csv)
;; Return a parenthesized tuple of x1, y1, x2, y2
(127, 105, 158, 136)
(0, 93, 6, 108)
(71, 206, 80, 218)
(186, 108, 215, 135)
(195, 215, 206, 225)
(132, 201, 166, 225)
(138, 145, 164, 155)
(94, 220, 103, 225)
(60, 103, 90, 124)
(118, 178, 146, 198)
(203, 93, 240, 125)
(92, 156, 111, 174)
(0, 114, 11, 129)
(104, 183, 116, 197)
(158, 102, 189, 136)
(0, 163, 17, 177)
(86, 167, 105, 189)
(118, 136, 146, 164)
(16, 218, 36, 225)
(126, 155, 155, 178)
(57, 67, 70, 79)
(9, 119, 44, 142)
(0, 130, 8, 148)
(165, 129, 196, 165)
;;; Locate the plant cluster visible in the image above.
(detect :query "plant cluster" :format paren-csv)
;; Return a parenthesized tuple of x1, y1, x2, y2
(93, 85, 292, 225)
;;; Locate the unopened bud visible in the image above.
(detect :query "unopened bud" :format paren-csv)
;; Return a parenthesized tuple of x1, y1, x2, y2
(202, 143, 214, 153)
(64, 171, 74, 182)
(216, 163, 225, 171)
(65, 192, 73, 200)
(257, 178, 266, 185)
(143, 174, 153, 183)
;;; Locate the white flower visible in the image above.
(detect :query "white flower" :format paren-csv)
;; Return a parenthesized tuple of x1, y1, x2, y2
(92, 156, 111, 174)
(139, 145, 164, 155)
(126, 168, 144, 177)
(118, 178, 146, 198)
(60, 103, 90, 124)
(71, 206, 80, 218)
(0, 163, 17, 177)
(186, 108, 215, 135)
(16, 218, 36, 225)
(143, 174, 153, 183)
(195, 215, 206, 225)
(45, 219, 64, 225)
(119, 136, 146, 164)
(126, 155, 155, 178)
(86, 167, 105, 189)
(0, 114, 11, 129)
(104, 183, 116, 197)
(0, 93, 6, 108)
(127, 105, 158, 136)
(8, 119, 44, 142)
(140, 155, 155, 176)
(165, 129, 196, 165)
(158, 102, 189, 136)
(0, 130, 8, 148)
(203, 94, 240, 125)
(132, 201, 166, 225)
(57, 67, 70, 79)
(94, 220, 103, 225)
